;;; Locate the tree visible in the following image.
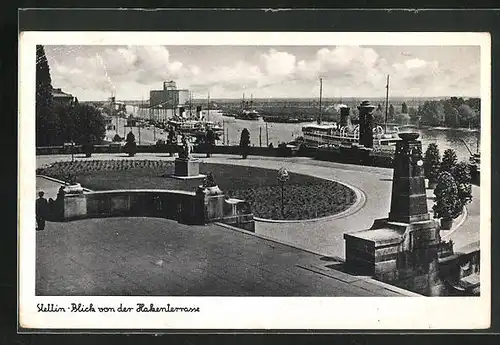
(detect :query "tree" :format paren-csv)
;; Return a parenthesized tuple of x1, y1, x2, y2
(424, 143, 441, 185)
(372, 109, 385, 124)
(457, 104, 476, 128)
(167, 126, 177, 145)
(453, 161, 473, 208)
(388, 104, 395, 121)
(408, 107, 419, 124)
(124, 131, 137, 157)
(205, 128, 216, 158)
(240, 128, 250, 159)
(394, 113, 410, 125)
(440, 149, 458, 175)
(441, 100, 459, 128)
(166, 126, 177, 157)
(401, 102, 408, 114)
(36, 45, 56, 146)
(465, 98, 480, 113)
(418, 101, 445, 126)
(72, 104, 106, 145)
(433, 171, 462, 221)
(449, 96, 465, 109)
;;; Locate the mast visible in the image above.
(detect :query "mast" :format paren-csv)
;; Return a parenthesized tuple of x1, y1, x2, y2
(384, 75, 390, 132)
(189, 92, 193, 118)
(207, 91, 210, 122)
(250, 94, 253, 110)
(318, 78, 323, 125)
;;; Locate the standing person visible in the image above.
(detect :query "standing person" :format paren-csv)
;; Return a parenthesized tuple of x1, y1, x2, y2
(240, 128, 250, 159)
(36, 191, 48, 231)
(205, 127, 215, 158)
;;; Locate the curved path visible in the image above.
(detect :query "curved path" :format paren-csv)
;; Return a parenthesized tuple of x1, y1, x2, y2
(36, 153, 481, 258)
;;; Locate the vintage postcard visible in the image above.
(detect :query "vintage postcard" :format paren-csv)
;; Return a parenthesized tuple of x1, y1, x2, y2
(19, 31, 491, 330)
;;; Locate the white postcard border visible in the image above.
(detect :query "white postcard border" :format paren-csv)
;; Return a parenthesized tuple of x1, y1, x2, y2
(19, 31, 491, 330)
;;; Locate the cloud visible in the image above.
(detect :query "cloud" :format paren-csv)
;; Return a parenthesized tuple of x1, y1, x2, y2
(260, 49, 296, 76)
(46, 45, 480, 99)
(48, 45, 191, 97)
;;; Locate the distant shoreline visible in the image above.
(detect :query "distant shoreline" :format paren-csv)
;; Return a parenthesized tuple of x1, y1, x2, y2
(399, 124, 480, 132)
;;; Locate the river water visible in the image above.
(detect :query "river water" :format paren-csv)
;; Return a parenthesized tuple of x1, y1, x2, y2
(124, 107, 480, 162)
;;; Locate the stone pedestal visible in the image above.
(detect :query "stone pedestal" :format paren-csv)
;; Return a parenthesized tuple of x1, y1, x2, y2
(196, 185, 225, 222)
(173, 158, 204, 179)
(63, 193, 87, 220)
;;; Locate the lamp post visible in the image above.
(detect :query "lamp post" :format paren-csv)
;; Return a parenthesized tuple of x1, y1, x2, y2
(277, 167, 289, 218)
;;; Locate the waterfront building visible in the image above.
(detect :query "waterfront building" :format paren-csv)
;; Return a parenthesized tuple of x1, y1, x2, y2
(52, 87, 74, 105)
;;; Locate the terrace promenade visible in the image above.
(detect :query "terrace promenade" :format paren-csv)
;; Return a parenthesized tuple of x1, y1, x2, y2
(36, 153, 481, 260)
(36, 176, 418, 297)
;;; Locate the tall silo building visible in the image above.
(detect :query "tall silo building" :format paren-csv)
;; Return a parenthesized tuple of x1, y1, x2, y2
(149, 81, 189, 118)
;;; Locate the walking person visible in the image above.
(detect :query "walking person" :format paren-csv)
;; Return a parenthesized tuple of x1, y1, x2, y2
(36, 191, 48, 231)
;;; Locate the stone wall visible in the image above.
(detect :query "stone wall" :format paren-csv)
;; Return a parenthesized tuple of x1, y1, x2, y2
(50, 188, 255, 231)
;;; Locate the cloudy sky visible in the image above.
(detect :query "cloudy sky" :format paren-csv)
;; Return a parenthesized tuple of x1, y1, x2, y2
(44, 45, 481, 101)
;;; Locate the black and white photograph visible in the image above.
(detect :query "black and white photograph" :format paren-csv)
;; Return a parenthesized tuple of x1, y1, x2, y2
(19, 31, 491, 330)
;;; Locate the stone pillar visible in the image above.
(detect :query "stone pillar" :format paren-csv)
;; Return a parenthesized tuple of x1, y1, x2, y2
(174, 158, 200, 177)
(388, 132, 430, 223)
(196, 185, 225, 222)
(357, 100, 375, 148)
(344, 132, 445, 295)
(340, 107, 350, 127)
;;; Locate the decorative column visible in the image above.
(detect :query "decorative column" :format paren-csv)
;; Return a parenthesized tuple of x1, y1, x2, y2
(339, 106, 350, 128)
(388, 132, 430, 223)
(357, 100, 375, 148)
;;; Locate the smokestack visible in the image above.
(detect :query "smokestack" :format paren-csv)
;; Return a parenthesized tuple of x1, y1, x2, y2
(357, 100, 375, 148)
(196, 106, 202, 120)
(340, 107, 350, 127)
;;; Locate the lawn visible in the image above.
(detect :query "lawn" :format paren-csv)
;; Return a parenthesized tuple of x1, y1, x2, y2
(37, 160, 357, 220)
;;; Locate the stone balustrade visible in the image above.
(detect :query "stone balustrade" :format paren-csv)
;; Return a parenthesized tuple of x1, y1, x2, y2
(49, 186, 254, 230)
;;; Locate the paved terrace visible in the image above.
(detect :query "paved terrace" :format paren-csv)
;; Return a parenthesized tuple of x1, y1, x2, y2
(37, 153, 481, 258)
(36, 176, 416, 296)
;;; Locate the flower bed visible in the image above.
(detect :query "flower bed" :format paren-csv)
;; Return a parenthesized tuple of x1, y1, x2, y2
(37, 160, 356, 220)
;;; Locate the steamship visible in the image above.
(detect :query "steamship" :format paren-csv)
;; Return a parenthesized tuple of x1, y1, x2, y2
(301, 104, 401, 157)
(167, 105, 223, 137)
(235, 109, 261, 120)
(234, 93, 261, 120)
(302, 77, 400, 158)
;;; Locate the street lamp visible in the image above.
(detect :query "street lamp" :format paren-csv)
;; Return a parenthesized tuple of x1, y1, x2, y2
(277, 167, 289, 218)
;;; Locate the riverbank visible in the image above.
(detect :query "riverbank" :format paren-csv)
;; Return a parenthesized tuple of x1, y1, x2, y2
(400, 124, 480, 132)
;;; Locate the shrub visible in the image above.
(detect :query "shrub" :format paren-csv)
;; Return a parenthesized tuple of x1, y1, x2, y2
(423, 143, 441, 183)
(433, 171, 462, 220)
(124, 131, 137, 156)
(440, 148, 458, 175)
(112, 134, 122, 142)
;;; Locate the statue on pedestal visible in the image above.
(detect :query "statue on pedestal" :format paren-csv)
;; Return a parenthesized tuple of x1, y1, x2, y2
(179, 135, 192, 160)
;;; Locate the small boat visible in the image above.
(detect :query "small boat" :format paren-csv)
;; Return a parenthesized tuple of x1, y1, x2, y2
(445, 273, 480, 296)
